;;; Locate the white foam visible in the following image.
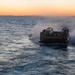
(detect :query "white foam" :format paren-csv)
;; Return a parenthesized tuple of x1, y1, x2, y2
(29, 22, 61, 43)
(29, 17, 75, 44)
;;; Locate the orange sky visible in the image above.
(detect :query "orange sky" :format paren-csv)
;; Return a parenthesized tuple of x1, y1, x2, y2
(0, 0, 75, 16)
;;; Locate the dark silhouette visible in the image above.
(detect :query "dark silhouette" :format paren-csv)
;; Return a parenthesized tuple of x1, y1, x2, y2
(40, 27, 69, 44)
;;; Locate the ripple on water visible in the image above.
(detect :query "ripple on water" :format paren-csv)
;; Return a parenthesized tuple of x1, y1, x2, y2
(0, 16, 75, 75)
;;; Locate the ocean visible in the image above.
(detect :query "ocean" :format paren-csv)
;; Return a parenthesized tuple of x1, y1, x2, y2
(0, 16, 75, 75)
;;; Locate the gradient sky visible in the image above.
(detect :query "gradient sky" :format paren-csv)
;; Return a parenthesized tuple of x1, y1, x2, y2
(0, 0, 75, 16)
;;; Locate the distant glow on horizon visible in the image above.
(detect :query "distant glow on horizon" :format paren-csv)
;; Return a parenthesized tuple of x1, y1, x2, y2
(0, 0, 75, 16)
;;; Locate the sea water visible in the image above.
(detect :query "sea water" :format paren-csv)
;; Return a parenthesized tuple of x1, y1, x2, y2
(0, 16, 75, 75)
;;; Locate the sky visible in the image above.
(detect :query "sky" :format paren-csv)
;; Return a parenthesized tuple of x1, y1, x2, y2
(0, 0, 75, 16)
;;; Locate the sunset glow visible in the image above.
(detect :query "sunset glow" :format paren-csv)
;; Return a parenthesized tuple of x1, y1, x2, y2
(0, 0, 75, 16)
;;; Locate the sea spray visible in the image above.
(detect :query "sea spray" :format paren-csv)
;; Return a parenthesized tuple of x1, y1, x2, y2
(29, 22, 62, 43)
(29, 17, 75, 45)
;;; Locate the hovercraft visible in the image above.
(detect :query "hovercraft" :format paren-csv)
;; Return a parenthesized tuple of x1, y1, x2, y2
(40, 27, 69, 44)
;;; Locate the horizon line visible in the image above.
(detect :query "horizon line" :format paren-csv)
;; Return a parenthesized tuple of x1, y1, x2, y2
(0, 15, 75, 17)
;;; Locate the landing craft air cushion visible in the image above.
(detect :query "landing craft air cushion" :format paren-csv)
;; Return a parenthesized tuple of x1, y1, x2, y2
(40, 27, 69, 44)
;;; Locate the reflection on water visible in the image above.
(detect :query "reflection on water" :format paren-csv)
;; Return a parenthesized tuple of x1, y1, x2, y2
(40, 43, 68, 50)
(38, 44, 75, 75)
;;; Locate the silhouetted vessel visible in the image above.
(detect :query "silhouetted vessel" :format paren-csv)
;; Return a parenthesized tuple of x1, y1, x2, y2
(40, 27, 69, 44)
